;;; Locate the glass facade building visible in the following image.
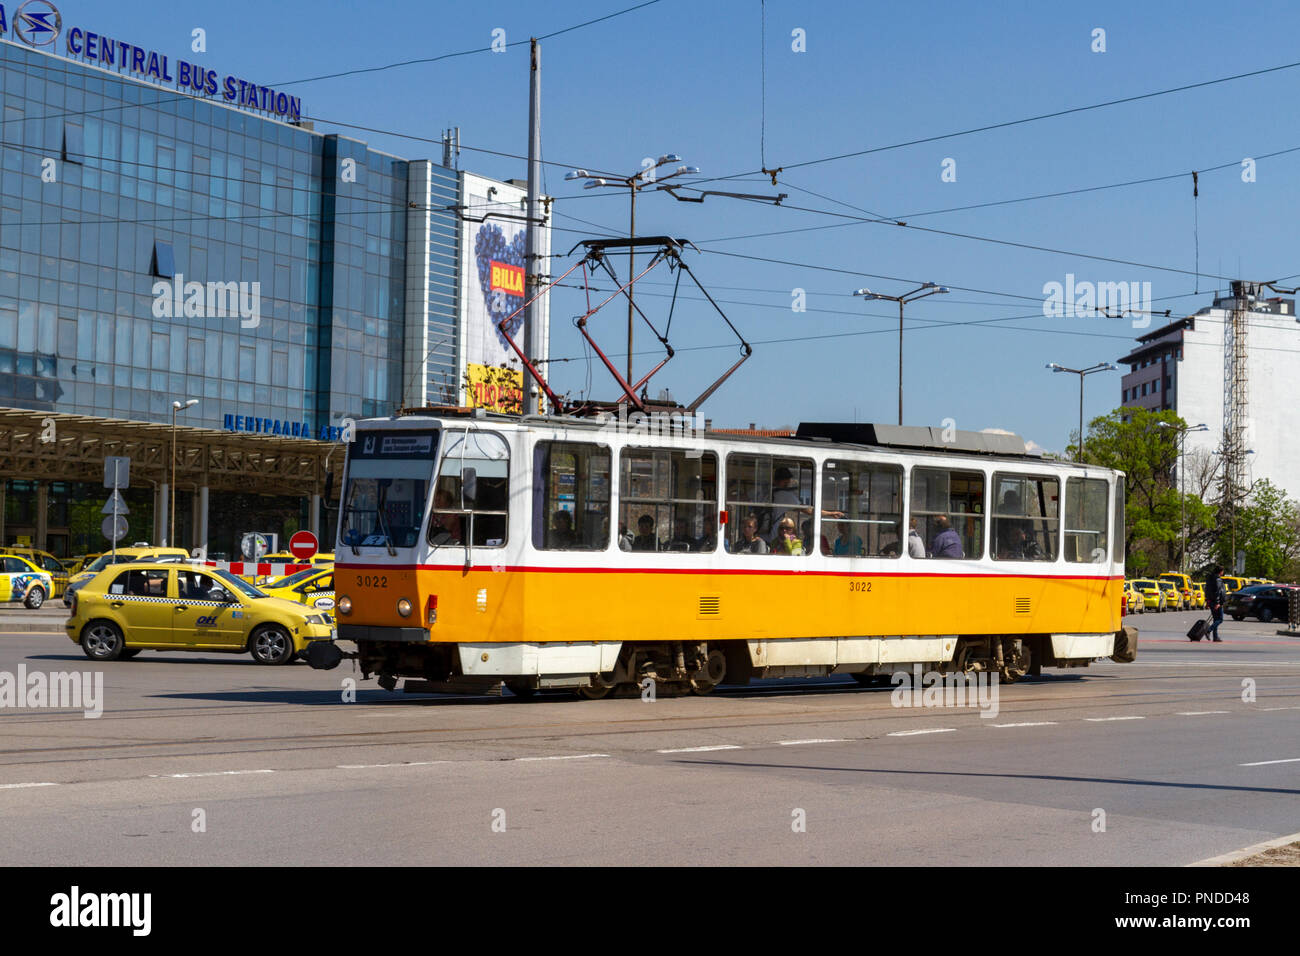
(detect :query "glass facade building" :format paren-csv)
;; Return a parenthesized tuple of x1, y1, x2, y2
(0, 23, 528, 557)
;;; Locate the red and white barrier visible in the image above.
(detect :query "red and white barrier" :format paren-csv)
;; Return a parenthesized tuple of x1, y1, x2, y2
(202, 561, 313, 577)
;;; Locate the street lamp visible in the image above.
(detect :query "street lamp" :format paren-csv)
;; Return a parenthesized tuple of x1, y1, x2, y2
(852, 282, 949, 426)
(170, 398, 198, 547)
(1045, 362, 1118, 461)
(565, 156, 700, 387)
(1158, 421, 1208, 572)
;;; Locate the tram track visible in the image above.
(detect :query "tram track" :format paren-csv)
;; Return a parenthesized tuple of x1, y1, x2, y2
(1, 671, 1294, 770)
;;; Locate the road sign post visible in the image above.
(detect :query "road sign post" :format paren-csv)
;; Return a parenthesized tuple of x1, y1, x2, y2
(103, 457, 131, 560)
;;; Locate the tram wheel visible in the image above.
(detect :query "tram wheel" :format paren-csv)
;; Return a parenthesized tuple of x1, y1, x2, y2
(689, 649, 727, 695)
(1000, 638, 1032, 684)
(577, 675, 616, 700)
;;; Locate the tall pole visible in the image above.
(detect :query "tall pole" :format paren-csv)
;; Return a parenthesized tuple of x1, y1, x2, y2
(627, 183, 636, 387)
(1077, 377, 1085, 461)
(1179, 431, 1187, 572)
(524, 38, 542, 414)
(170, 406, 177, 547)
(897, 299, 905, 426)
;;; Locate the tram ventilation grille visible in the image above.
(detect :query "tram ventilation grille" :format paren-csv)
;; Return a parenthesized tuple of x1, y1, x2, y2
(1014, 597, 1032, 615)
(697, 595, 721, 618)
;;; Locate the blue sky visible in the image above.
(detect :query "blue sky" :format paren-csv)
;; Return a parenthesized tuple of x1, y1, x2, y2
(81, 1, 1300, 449)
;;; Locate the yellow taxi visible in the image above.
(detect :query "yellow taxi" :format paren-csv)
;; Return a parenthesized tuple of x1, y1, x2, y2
(1190, 582, 1206, 609)
(0, 548, 69, 598)
(62, 546, 191, 607)
(1156, 579, 1184, 610)
(1122, 580, 1145, 614)
(1132, 579, 1166, 611)
(259, 567, 335, 615)
(0, 554, 55, 608)
(1221, 575, 1247, 594)
(65, 562, 336, 665)
(64, 553, 102, 576)
(1158, 572, 1195, 610)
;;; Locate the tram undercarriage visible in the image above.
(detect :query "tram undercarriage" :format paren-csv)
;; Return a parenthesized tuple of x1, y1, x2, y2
(314, 628, 1138, 698)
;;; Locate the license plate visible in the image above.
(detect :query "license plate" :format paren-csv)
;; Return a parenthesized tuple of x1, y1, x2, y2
(330, 627, 337, 641)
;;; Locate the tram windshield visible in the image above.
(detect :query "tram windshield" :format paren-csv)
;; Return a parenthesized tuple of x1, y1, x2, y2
(339, 430, 440, 551)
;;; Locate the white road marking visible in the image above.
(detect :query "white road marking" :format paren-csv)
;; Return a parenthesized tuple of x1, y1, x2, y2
(777, 738, 846, 746)
(155, 769, 275, 779)
(0, 782, 58, 790)
(1084, 716, 1146, 722)
(887, 728, 956, 736)
(1261, 706, 1300, 711)
(1238, 757, 1300, 767)
(990, 721, 1058, 728)
(513, 753, 609, 762)
(656, 745, 742, 753)
(1176, 711, 1230, 716)
(336, 761, 448, 769)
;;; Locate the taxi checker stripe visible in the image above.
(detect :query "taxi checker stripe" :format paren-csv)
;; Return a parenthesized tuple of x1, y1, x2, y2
(106, 596, 229, 606)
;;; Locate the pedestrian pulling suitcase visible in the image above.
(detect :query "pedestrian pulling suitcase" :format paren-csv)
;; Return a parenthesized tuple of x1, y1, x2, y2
(1187, 617, 1211, 642)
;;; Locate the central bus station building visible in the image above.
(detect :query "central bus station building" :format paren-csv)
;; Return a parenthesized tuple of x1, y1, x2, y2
(0, 11, 551, 559)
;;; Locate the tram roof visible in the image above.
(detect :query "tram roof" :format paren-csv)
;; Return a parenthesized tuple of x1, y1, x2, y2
(382, 406, 1107, 470)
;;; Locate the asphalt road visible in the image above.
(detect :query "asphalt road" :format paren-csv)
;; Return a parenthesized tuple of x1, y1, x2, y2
(1, 610, 1296, 866)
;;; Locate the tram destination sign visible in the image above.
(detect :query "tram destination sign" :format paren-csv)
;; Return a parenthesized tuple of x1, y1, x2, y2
(0, 2, 305, 122)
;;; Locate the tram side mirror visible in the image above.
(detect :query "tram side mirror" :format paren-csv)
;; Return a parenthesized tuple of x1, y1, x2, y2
(461, 467, 477, 506)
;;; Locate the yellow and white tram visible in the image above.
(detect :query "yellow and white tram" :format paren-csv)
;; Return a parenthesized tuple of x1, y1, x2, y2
(309, 408, 1137, 696)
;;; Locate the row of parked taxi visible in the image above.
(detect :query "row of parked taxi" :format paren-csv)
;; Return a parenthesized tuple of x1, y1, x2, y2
(0, 542, 340, 666)
(1123, 572, 1285, 615)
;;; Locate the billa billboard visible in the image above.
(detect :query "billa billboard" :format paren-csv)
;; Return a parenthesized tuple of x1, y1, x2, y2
(457, 173, 550, 408)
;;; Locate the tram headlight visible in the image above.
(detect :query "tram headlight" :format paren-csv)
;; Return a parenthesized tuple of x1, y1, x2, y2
(337, 595, 353, 615)
(397, 598, 413, 617)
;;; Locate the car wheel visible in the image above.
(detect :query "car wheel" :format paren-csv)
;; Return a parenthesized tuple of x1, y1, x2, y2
(1259, 608, 1274, 623)
(81, 621, 125, 661)
(1231, 612, 1245, 621)
(249, 624, 295, 665)
(24, 585, 46, 610)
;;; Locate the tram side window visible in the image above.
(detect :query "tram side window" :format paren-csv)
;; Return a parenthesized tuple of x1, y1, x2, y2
(724, 453, 816, 555)
(429, 431, 509, 548)
(619, 448, 718, 553)
(532, 441, 612, 551)
(820, 460, 903, 557)
(1065, 476, 1109, 563)
(991, 474, 1059, 561)
(910, 468, 985, 559)
(1113, 477, 1126, 565)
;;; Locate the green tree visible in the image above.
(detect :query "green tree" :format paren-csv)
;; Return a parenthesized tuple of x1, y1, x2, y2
(1220, 479, 1300, 578)
(1079, 407, 1188, 574)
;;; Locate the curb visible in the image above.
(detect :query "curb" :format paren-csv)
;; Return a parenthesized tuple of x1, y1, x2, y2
(1187, 830, 1300, 867)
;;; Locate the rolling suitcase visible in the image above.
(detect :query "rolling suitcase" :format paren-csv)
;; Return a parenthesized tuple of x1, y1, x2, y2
(1187, 617, 1211, 642)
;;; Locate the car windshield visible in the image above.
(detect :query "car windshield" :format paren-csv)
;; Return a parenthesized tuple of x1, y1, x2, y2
(85, 553, 133, 573)
(211, 568, 268, 599)
(274, 567, 321, 589)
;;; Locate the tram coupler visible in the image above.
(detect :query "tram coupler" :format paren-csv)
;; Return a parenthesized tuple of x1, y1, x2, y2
(305, 641, 353, 671)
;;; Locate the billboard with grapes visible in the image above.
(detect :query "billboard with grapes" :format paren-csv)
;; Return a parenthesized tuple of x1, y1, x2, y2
(457, 173, 551, 410)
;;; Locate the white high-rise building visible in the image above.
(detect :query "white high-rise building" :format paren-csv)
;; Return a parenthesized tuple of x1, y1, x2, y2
(1118, 294, 1300, 499)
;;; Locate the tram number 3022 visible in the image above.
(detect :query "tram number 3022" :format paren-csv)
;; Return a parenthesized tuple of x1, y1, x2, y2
(357, 574, 389, 588)
(848, 580, 872, 593)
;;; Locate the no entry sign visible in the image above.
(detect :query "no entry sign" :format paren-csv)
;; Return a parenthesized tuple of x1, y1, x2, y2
(289, 530, 319, 559)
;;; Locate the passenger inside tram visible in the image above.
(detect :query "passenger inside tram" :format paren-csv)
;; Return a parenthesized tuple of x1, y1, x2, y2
(733, 515, 768, 554)
(631, 514, 658, 551)
(771, 515, 804, 555)
(548, 510, 578, 549)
